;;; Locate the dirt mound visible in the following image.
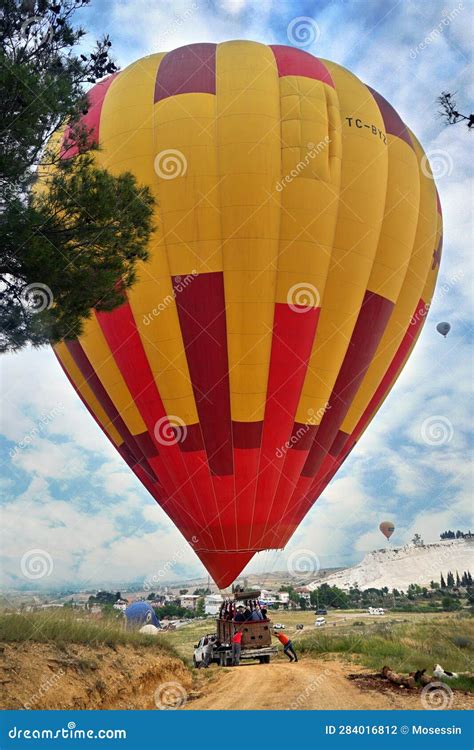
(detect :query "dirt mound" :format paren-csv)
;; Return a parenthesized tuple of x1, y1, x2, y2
(0, 641, 192, 710)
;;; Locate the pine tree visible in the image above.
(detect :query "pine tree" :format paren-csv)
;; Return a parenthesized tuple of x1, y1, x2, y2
(440, 573, 446, 589)
(1, 0, 154, 352)
(446, 571, 455, 587)
(456, 571, 461, 586)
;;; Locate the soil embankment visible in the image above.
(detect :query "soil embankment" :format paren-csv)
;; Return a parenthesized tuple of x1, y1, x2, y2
(0, 641, 192, 710)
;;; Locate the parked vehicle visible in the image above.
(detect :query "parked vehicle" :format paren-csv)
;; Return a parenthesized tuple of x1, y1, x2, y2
(315, 617, 326, 627)
(273, 622, 285, 630)
(193, 634, 220, 667)
(316, 608, 328, 615)
(368, 607, 385, 616)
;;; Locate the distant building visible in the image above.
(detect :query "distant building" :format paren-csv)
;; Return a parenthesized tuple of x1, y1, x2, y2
(295, 587, 311, 602)
(256, 589, 278, 606)
(180, 594, 200, 610)
(277, 591, 290, 604)
(149, 595, 166, 606)
(39, 603, 63, 609)
(204, 594, 223, 616)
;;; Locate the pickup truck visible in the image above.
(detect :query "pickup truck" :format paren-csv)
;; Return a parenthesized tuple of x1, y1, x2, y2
(193, 634, 220, 667)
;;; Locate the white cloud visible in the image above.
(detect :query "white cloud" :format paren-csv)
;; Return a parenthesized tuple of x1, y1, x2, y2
(11, 438, 88, 480)
(0, 475, 194, 589)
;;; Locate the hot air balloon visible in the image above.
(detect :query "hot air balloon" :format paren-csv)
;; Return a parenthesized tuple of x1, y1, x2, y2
(50, 42, 442, 589)
(436, 322, 450, 337)
(124, 602, 161, 630)
(379, 521, 395, 540)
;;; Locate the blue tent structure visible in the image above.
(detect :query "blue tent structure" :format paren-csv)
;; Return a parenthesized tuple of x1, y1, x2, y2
(124, 601, 161, 629)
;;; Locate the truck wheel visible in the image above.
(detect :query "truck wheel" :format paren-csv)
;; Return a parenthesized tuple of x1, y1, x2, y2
(193, 656, 200, 668)
(259, 656, 270, 664)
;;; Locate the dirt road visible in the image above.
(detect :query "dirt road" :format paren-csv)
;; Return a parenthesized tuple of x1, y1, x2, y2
(186, 658, 473, 711)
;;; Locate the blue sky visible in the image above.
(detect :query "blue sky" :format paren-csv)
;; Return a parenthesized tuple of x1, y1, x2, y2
(1, 0, 472, 591)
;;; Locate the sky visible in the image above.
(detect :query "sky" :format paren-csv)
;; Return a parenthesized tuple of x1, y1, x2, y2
(1, 0, 473, 592)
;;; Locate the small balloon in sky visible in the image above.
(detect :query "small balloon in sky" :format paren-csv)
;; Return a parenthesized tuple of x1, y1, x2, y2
(436, 322, 451, 337)
(379, 521, 395, 540)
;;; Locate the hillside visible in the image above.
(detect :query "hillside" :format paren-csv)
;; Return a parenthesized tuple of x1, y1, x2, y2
(0, 612, 192, 710)
(308, 539, 473, 591)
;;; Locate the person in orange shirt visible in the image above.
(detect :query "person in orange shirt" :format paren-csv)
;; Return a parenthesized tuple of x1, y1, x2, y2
(274, 630, 298, 662)
(231, 628, 243, 666)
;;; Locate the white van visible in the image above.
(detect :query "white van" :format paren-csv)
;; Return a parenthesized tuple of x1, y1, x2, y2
(315, 617, 326, 627)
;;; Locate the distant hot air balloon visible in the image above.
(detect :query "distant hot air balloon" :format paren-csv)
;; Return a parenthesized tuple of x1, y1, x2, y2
(49, 42, 442, 589)
(436, 322, 450, 337)
(124, 602, 160, 630)
(379, 521, 395, 540)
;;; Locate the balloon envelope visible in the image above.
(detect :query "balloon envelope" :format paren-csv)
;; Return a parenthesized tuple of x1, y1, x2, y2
(379, 521, 395, 540)
(436, 322, 450, 337)
(52, 42, 442, 588)
(124, 602, 160, 629)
